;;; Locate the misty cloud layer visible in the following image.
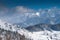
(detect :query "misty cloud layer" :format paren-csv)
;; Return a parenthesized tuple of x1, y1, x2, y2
(0, 6, 60, 26)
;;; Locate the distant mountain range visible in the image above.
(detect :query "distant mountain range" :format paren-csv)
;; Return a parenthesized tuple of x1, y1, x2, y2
(26, 24, 60, 32)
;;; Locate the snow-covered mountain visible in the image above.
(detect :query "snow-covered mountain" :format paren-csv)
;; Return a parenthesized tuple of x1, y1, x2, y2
(0, 19, 60, 40)
(26, 24, 60, 40)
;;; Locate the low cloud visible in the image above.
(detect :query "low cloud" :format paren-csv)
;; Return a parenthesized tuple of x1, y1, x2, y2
(15, 6, 35, 13)
(1, 6, 59, 24)
(0, 6, 38, 23)
(0, 7, 9, 16)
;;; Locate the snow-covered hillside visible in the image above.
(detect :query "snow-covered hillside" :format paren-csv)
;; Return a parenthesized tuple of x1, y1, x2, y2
(0, 19, 60, 40)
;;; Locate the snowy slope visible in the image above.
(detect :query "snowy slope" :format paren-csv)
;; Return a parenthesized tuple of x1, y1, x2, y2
(0, 19, 60, 40)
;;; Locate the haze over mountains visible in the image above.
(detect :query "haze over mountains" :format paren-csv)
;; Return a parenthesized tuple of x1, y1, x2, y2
(12, 7, 60, 28)
(0, 7, 60, 26)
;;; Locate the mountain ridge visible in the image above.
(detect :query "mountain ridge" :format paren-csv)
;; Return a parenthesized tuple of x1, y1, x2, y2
(26, 23, 60, 32)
